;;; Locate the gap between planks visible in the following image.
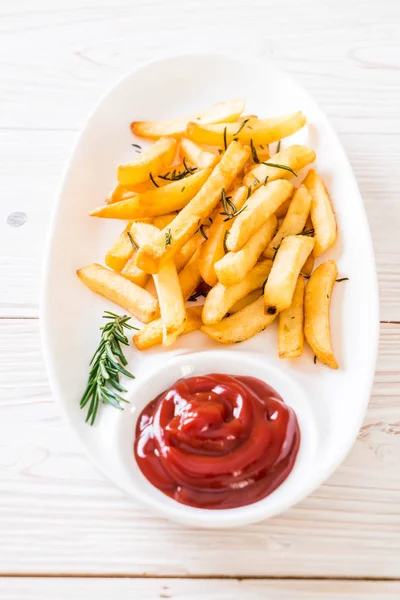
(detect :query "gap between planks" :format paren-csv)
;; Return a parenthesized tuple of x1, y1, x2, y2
(1, 574, 400, 581)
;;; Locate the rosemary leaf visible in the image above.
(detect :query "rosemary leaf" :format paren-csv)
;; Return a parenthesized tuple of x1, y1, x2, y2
(127, 231, 138, 250)
(261, 162, 297, 177)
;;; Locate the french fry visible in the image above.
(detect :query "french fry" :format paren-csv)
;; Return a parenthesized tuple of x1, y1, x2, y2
(107, 186, 136, 205)
(180, 137, 219, 169)
(120, 251, 149, 287)
(133, 307, 203, 350)
(264, 235, 314, 315)
(121, 221, 162, 288)
(175, 231, 207, 272)
(77, 263, 159, 323)
(278, 276, 305, 358)
(202, 260, 272, 324)
(199, 186, 248, 287)
(153, 260, 186, 346)
(131, 99, 245, 139)
(304, 260, 338, 369)
(135, 141, 250, 273)
(264, 185, 312, 258)
(303, 170, 337, 257)
(107, 176, 173, 204)
(215, 215, 277, 287)
(104, 222, 134, 272)
(301, 253, 315, 277)
(152, 212, 178, 229)
(186, 112, 306, 147)
(227, 180, 293, 252)
(117, 137, 177, 186)
(275, 198, 291, 219)
(130, 221, 159, 246)
(229, 288, 263, 314)
(244, 145, 316, 192)
(244, 145, 270, 173)
(90, 169, 211, 219)
(178, 247, 203, 300)
(201, 296, 276, 344)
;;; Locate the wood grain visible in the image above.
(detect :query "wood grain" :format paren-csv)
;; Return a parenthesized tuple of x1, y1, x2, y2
(0, 320, 399, 577)
(1, 578, 400, 600)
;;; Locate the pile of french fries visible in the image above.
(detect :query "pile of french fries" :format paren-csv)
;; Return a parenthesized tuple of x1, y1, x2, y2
(77, 99, 340, 369)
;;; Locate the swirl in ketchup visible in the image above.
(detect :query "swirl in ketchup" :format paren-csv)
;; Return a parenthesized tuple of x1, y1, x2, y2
(134, 374, 300, 509)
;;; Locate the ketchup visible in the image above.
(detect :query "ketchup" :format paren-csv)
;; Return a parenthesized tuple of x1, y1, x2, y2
(134, 374, 300, 509)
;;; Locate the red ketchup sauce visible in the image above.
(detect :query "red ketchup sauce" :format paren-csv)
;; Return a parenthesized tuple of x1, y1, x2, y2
(134, 374, 300, 509)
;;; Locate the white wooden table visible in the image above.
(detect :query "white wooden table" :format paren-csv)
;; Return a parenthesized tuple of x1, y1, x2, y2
(1, 1, 400, 597)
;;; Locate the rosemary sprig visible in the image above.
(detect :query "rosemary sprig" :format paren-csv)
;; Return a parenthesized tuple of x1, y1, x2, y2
(223, 230, 230, 253)
(234, 118, 249, 135)
(199, 224, 208, 240)
(261, 162, 297, 177)
(276, 140, 281, 153)
(80, 311, 137, 426)
(223, 127, 228, 151)
(336, 277, 349, 283)
(165, 229, 172, 247)
(127, 231, 138, 250)
(149, 172, 159, 187)
(297, 228, 315, 236)
(219, 188, 247, 222)
(250, 139, 260, 163)
(263, 175, 269, 186)
(158, 158, 197, 182)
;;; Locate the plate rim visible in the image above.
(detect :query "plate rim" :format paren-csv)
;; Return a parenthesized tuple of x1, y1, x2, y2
(40, 51, 380, 526)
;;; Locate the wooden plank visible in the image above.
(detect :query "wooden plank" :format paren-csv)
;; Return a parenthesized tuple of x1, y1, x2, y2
(0, 320, 399, 577)
(1, 578, 400, 600)
(0, 1, 400, 319)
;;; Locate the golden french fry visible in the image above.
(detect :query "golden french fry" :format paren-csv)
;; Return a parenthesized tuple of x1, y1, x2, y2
(264, 235, 314, 315)
(180, 137, 219, 169)
(264, 185, 312, 258)
(133, 307, 203, 350)
(229, 288, 263, 313)
(152, 212, 178, 229)
(278, 276, 305, 358)
(131, 99, 245, 139)
(201, 296, 276, 344)
(178, 247, 203, 300)
(104, 222, 134, 272)
(175, 231, 207, 272)
(301, 253, 315, 277)
(77, 263, 159, 323)
(215, 215, 277, 287)
(120, 252, 150, 287)
(303, 169, 337, 257)
(117, 137, 177, 186)
(130, 221, 159, 246)
(275, 198, 291, 219)
(227, 180, 293, 252)
(107, 186, 136, 205)
(202, 260, 272, 324)
(199, 186, 248, 287)
(244, 145, 270, 173)
(135, 141, 250, 274)
(304, 260, 338, 369)
(244, 145, 316, 192)
(90, 169, 211, 219)
(153, 260, 186, 346)
(186, 112, 306, 147)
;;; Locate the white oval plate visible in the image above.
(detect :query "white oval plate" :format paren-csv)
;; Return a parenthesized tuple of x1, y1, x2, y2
(42, 53, 379, 527)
